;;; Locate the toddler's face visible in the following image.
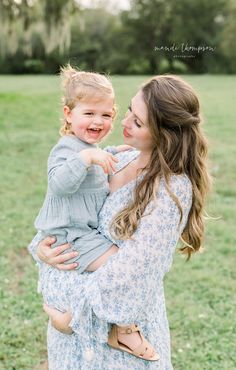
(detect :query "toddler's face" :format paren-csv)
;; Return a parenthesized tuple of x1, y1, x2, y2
(64, 97, 114, 144)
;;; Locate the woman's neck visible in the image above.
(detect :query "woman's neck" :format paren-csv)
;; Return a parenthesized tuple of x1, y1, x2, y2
(135, 150, 151, 170)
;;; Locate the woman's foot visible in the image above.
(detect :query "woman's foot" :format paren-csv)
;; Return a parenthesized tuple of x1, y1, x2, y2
(108, 323, 159, 361)
(118, 330, 142, 351)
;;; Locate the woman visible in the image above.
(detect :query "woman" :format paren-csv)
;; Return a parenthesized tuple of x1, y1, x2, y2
(29, 75, 211, 369)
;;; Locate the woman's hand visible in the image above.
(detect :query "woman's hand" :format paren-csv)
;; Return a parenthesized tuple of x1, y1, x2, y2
(37, 237, 78, 270)
(43, 304, 73, 334)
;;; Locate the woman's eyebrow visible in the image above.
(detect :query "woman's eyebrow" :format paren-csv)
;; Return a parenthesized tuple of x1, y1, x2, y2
(130, 100, 145, 125)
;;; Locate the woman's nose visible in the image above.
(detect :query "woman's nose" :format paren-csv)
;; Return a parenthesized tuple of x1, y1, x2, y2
(122, 111, 132, 128)
(121, 117, 128, 128)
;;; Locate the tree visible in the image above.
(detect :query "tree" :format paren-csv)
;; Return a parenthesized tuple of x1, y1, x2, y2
(120, 0, 172, 73)
(119, 0, 229, 73)
(221, 0, 236, 72)
(0, 0, 77, 59)
(168, 0, 228, 73)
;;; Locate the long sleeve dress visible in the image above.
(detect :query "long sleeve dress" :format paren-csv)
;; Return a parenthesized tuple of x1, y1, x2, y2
(34, 134, 114, 274)
(28, 150, 193, 370)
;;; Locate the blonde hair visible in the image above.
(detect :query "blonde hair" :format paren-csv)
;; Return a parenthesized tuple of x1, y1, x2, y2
(59, 64, 116, 136)
(112, 75, 212, 259)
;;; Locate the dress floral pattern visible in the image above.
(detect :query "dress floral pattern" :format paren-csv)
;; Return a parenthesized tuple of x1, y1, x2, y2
(29, 150, 193, 370)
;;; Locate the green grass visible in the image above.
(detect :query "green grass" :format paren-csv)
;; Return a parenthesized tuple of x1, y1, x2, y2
(0, 75, 235, 370)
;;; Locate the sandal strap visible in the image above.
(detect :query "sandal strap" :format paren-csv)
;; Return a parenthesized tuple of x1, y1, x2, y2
(116, 323, 140, 334)
(133, 337, 155, 360)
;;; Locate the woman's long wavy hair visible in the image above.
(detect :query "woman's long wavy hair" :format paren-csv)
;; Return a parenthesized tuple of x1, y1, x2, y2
(112, 75, 212, 259)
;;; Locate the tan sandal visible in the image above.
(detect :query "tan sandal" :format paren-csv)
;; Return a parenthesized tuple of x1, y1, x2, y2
(108, 323, 160, 362)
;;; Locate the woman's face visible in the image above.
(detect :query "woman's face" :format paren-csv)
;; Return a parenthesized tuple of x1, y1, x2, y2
(122, 91, 154, 153)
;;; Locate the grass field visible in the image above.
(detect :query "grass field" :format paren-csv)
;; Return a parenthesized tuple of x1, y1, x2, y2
(0, 74, 235, 370)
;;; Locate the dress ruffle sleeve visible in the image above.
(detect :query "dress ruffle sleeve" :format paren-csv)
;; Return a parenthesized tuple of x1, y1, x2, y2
(103, 145, 118, 155)
(27, 231, 44, 265)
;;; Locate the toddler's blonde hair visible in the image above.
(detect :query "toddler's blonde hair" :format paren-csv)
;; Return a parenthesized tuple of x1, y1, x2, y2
(60, 64, 116, 136)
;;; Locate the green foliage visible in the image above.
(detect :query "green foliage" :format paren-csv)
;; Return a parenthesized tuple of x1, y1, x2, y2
(168, 0, 229, 73)
(0, 0, 236, 74)
(0, 74, 235, 369)
(23, 59, 46, 73)
(220, 0, 236, 73)
(0, 0, 76, 59)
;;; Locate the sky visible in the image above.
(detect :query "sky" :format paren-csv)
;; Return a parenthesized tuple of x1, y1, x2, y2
(77, 0, 131, 11)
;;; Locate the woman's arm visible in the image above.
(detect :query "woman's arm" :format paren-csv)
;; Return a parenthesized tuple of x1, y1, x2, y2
(43, 176, 192, 333)
(86, 244, 119, 271)
(35, 237, 79, 270)
(36, 237, 119, 272)
(68, 176, 192, 327)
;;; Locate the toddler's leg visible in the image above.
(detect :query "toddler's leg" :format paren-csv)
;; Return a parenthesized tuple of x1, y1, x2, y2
(38, 230, 73, 312)
(108, 323, 159, 361)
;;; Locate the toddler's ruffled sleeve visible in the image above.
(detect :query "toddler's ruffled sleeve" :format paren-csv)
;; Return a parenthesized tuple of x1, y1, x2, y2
(47, 139, 89, 196)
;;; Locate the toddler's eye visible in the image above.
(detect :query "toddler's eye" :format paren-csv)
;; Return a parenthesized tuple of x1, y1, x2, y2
(85, 112, 93, 115)
(103, 114, 112, 118)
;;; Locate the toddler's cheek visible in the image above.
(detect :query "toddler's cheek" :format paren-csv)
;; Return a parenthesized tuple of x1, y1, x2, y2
(104, 121, 113, 133)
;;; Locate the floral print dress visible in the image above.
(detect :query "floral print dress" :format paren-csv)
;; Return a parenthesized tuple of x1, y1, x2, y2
(29, 150, 193, 370)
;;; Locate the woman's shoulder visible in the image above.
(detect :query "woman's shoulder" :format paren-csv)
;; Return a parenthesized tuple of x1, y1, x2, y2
(159, 174, 192, 206)
(169, 174, 192, 192)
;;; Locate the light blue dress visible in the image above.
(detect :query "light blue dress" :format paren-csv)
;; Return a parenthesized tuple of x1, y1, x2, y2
(29, 150, 193, 370)
(34, 135, 115, 275)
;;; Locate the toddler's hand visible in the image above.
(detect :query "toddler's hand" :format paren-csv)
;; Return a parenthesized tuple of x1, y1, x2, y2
(91, 149, 118, 174)
(115, 145, 133, 153)
(79, 148, 118, 174)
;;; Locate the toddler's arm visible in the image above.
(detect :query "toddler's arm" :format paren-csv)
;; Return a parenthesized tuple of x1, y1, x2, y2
(48, 140, 90, 196)
(48, 140, 118, 195)
(79, 148, 118, 174)
(105, 145, 133, 155)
